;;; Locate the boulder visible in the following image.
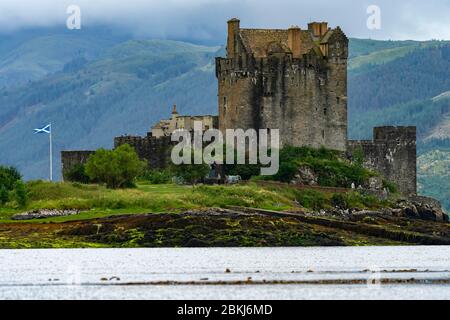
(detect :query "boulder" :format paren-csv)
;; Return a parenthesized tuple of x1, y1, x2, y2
(291, 165, 318, 186)
(396, 196, 448, 222)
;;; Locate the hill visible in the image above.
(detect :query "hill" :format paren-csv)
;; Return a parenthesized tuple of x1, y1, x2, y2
(0, 37, 219, 180)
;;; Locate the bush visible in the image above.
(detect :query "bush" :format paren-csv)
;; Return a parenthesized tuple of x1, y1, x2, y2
(171, 163, 210, 185)
(265, 146, 376, 188)
(66, 164, 91, 184)
(13, 181, 28, 208)
(226, 164, 261, 181)
(383, 180, 398, 194)
(0, 166, 22, 191)
(331, 193, 348, 209)
(0, 186, 9, 205)
(0, 166, 23, 206)
(140, 169, 172, 184)
(294, 190, 328, 210)
(271, 162, 298, 183)
(85, 144, 147, 189)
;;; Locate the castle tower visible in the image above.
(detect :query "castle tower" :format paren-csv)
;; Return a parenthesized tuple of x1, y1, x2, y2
(216, 19, 349, 151)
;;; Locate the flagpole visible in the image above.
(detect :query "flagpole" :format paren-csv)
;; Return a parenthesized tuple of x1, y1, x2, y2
(49, 124, 53, 182)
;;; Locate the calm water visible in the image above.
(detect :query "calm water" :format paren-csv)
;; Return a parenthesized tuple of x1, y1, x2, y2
(0, 246, 449, 300)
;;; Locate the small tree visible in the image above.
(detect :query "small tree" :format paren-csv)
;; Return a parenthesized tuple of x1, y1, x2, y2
(0, 166, 22, 191)
(85, 145, 146, 189)
(0, 166, 23, 206)
(66, 164, 91, 184)
(0, 186, 9, 205)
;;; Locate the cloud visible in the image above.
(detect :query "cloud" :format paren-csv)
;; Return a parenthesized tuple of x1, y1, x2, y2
(0, 0, 449, 41)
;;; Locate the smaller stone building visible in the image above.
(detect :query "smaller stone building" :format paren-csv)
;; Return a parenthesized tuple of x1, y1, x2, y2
(151, 105, 218, 138)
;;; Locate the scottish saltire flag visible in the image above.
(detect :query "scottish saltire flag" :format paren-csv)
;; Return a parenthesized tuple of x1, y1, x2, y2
(34, 124, 51, 134)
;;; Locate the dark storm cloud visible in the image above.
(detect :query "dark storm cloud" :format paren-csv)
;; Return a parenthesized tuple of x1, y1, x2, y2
(0, 0, 449, 41)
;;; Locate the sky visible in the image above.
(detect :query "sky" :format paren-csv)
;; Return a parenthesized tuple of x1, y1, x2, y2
(0, 0, 449, 42)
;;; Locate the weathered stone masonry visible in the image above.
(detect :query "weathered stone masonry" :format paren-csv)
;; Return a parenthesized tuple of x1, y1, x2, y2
(61, 151, 95, 181)
(347, 127, 417, 195)
(114, 134, 174, 169)
(216, 19, 348, 151)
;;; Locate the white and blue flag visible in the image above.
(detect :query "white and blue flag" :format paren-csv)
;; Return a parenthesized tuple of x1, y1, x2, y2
(34, 124, 51, 134)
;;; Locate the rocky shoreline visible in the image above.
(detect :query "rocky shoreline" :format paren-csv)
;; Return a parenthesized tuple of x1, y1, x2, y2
(0, 205, 448, 249)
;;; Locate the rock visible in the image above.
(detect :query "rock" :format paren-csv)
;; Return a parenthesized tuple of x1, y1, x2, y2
(396, 196, 448, 222)
(12, 209, 80, 221)
(291, 165, 318, 186)
(366, 176, 383, 191)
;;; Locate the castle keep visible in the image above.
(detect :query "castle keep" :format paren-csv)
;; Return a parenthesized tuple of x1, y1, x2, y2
(61, 19, 417, 196)
(216, 19, 348, 151)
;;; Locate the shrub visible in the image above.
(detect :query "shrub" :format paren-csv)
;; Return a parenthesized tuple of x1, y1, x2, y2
(265, 146, 376, 188)
(66, 164, 91, 184)
(0, 186, 9, 205)
(294, 189, 328, 210)
(85, 144, 147, 189)
(13, 181, 28, 208)
(271, 162, 298, 183)
(0, 166, 23, 206)
(171, 162, 210, 185)
(331, 193, 348, 209)
(0, 166, 22, 191)
(226, 164, 261, 181)
(383, 180, 398, 194)
(140, 169, 172, 184)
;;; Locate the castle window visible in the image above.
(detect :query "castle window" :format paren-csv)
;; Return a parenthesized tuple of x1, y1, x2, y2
(336, 97, 340, 105)
(322, 130, 325, 139)
(324, 108, 328, 116)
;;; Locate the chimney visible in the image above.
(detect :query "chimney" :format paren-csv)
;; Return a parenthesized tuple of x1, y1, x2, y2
(308, 22, 328, 37)
(288, 26, 302, 58)
(227, 18, 240, 57)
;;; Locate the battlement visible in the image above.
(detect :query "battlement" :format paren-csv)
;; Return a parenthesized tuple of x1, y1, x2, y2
(374, 126, 416, 143)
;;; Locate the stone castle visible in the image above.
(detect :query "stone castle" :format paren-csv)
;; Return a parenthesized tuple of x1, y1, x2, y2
(62, 19, 417, 196)
(217, 19, 348, 151)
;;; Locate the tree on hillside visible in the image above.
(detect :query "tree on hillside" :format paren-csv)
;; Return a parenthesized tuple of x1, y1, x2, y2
(85, 144, 146, 189)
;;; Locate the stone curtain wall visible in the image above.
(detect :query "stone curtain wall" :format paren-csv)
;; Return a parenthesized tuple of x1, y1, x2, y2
(114, 135, 174, 169)
(348, 127, 417, 195)
(61, 151, 95, 181)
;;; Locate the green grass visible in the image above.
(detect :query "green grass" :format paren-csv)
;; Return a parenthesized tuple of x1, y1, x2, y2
(0, 180, 392, 223)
